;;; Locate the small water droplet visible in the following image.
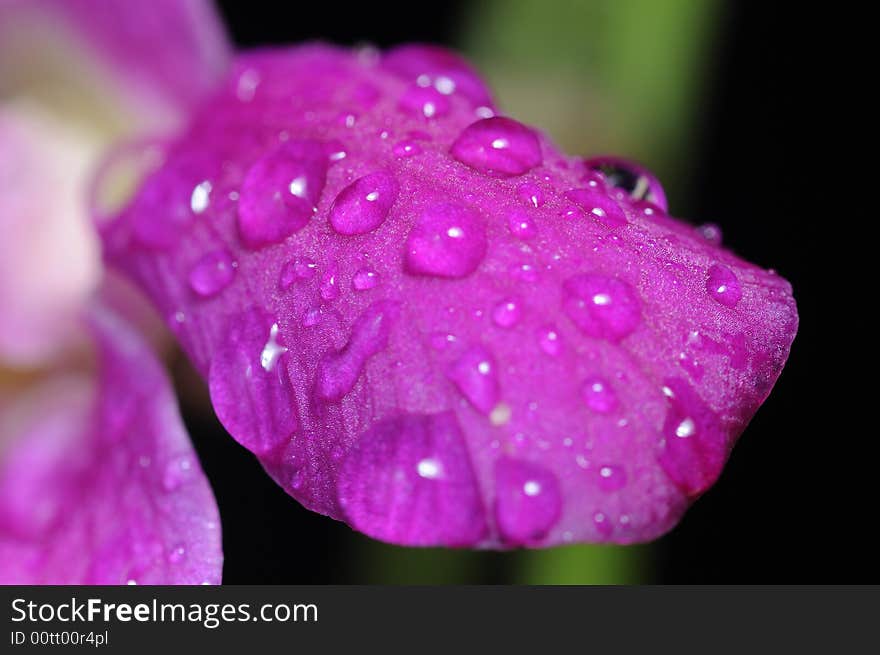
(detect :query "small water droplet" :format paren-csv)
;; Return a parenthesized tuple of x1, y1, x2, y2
(506, 209, 537, 240)
(597, 464, 627, 492)
(450, 117, 542, 177)
(697, 223, 723, 245)
(320, 263, 339, 301)
(315, 302, 398, 401)
(260, 323, 287, 371)
(563, 274, 641, 341)
(278, 257, 317, 289)
(329, 171, 399, 235)
(581, 377, 618, 413)
(188, 249, 235, 297)
(417, 457, 443, 479)
(190, 180, 212, 214)
(494, 457, 562, 544)
(302, 306, 322, 327)
(393, 140, 422, 158)
(537, 325, 562, 356)
(167, 543, 186, 564)
(352, 268, 380, 291)
(400, 84, 451, 119)
(492, 298, 522, 328)
(405, 203, 487, 278)
(447, 345, 500, 414)
(563, 188, 627, 227)
(706, 264, 742, 307)
(517, 182, 544, 208)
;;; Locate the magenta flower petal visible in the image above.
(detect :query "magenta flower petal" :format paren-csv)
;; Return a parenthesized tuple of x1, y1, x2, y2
(0, 0, 230, 124)
(101, 45, 798, 547)
(0, 307, 222, 583)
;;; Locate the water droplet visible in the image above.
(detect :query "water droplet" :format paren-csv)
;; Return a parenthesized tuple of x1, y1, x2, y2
(329, 171, 399, 235)
(188, 249, 235, 297)
(492, 298, 522, 328)
(352, 268, 380, 290)
(563, 188, 627, 227)
(190, 181, 212, 214)
(593, 511, 613, 538)
(302, 307, 322, 327)
(494, 457, 562, 544)
(315, 301, 398, 401)
(581, 377, 618, 413)
(697, 223, 723, 245)
(162, 455, 193, 491)
(278, 257, 317, 289)
(450, 117, 542, 177)
(517, 182, 544, 208)
(582, 156, 667, 211)
(208, 310, 299, 454)
(489, 402, 512, 426)
(260, 323, 287, 371)
(562, 274, 641, 341)
(447, 345, 500, 414)
(167, 543, 186, 564)
(706, 264, 742, 307)
(237, 141, 328, 249)
(130, 154, 216, 249)
(405, 203, 487, 278)
(507, 209, 537, 240)
(597, 464, 627, 492)
(320, 262, 340, 301)
(430, 332, 456, 351)
(393, 140, 422, 158)
(417, 458, 443, 479)
(400, 84, 451, 119)
(337, 411, 487, 545)
(381, 44, 494, 107)
(657, 379, 727, 496)
(537, 325, 563, 356)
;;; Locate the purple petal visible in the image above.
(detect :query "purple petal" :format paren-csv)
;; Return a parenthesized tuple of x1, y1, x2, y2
(0, 0, 230, 126)
(102, 44, 798, 548)
(0, 307, 222, 583)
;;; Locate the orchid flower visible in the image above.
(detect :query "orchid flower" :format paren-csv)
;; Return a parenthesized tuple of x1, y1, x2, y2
(100, 44, 796, 548)
(1, 0, 229, 583)
(1, 3, 797, 583)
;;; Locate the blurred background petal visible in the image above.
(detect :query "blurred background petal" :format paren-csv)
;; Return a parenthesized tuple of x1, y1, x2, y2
(0, 305, 223, 584)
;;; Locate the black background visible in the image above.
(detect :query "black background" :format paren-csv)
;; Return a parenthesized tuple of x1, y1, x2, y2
(174, 1, 869, 583)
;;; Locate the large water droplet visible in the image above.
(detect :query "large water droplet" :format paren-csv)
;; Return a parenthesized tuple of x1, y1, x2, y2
(563, 188, 627, 228)
(237, 141, 327, 249)
(582, 156, 667, 211)
(562, 274, 641, 342)
(337, 412, 487, 546)
(404, 203, 487, 278)
(706, 264, 742, 307)
(581, 377, 618, 414)
(329, 171, 399, 235)
(447, 345, 500, 414)
(188, 249, 235, 297)
(494, 457, 562, 544)
(208, 310, 299, 454)
(315, 301, 398, 401)
(450, 117, 542, 177)
(656, 379, 727, 497)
